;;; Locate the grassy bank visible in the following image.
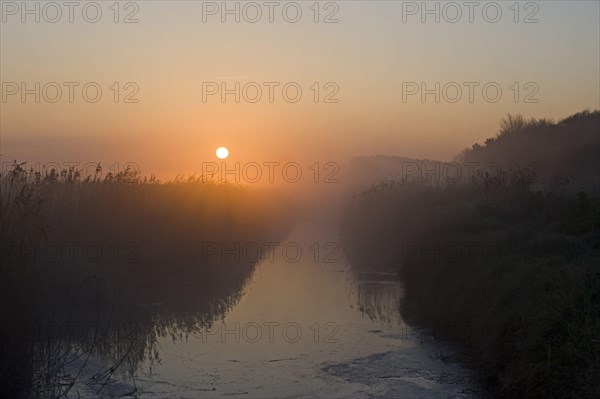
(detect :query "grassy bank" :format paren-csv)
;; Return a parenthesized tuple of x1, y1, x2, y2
(0, 162, 294, 398)
(340, 111, 600, 398)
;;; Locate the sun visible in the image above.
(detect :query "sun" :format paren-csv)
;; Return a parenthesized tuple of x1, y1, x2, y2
(216, 147, 229, 159)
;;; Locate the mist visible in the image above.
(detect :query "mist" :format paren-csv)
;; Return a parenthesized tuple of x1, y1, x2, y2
(1, 2, 599, 398)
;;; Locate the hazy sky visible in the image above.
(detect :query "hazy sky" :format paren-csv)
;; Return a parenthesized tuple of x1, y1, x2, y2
(1, 1, 599, 178)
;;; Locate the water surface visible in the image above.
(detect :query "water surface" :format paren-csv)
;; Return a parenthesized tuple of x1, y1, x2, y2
(65, 220, 479, 398)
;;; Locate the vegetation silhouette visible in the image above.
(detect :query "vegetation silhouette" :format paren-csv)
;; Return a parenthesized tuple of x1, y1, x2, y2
(0, 164, 294, 398)
(340, 110, 600, 398)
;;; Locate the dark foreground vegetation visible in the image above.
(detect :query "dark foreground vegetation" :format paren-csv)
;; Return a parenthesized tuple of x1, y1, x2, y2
(0, 164, 294, 398)
(341, 110, 600, 398)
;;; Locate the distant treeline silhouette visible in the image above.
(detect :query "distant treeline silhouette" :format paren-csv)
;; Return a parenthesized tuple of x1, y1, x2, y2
(344, 110, 599, 194)
(456, 110, 600, 191)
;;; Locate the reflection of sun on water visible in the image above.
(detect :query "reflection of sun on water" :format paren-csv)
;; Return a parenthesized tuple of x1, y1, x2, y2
(216, 147, 229, 159)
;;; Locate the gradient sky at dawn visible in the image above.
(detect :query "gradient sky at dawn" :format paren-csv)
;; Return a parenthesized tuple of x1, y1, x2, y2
(1, 1, 599, 178)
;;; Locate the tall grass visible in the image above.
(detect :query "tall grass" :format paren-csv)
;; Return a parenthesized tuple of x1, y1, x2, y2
(0, 161, 294, 398)
(340, 111, 600, 398)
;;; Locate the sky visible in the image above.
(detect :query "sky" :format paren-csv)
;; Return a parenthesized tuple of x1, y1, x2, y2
(1, 1, 599, 178)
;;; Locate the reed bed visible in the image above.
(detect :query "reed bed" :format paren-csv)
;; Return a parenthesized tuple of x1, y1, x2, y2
(0, 161, 294, 398)
(340, 111, 600, 398)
